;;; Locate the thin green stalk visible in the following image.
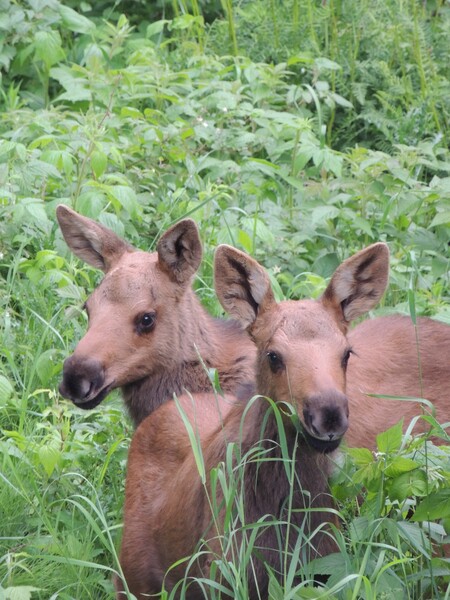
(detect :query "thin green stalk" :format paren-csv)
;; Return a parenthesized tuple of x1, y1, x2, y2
(221, 0, 238, 56)
(269, 0, 279, 50)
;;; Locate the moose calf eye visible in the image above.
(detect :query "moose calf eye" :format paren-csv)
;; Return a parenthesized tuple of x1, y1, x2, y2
(136, 312, 156, 334)
(341, 348, 353, 370)
(267, 351, 284, 373)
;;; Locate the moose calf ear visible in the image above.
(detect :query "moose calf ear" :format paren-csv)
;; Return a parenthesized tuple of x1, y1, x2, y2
(156, 219, 202, 285)
(214, 245, 275, 329)
(56, 205, 131, 272)
(321, 242, 390, 325)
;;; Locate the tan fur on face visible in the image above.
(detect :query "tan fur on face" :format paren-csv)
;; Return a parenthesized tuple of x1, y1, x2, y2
(57, 207, 256, 426)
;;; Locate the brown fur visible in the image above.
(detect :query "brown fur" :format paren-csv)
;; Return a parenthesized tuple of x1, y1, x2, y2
(56, 206, 256, 426)
(116, 243, 391, 598)
(346, 314, 450, 449)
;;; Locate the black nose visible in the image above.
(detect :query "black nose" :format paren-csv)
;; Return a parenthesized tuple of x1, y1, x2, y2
(303, 390, 349, 441)
(59, 355, 105, 404)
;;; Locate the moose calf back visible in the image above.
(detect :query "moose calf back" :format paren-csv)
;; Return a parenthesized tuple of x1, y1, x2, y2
(346, 314, 450, 448)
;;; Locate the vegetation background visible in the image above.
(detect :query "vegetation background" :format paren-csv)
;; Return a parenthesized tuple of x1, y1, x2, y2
(1, 0, 449, 598)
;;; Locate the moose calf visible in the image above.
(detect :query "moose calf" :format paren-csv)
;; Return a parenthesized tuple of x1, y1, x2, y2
(116, 242, 391, 599)
(56, 206, 256, 426)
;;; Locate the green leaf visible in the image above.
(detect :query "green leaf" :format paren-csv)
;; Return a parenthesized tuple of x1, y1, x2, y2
(35, 349, 58, 386)
(412, 489, 450, 522)
(107, 185, 140, 218)
(90, 151, 107, 179)
(59, 5, 95, 34)
(314, 57, 342, 71)
(4, 587, 40, 600)
(384, 457, 420, 477)
(38, 444, 61, 478)
(389, 469, 428, 502)
(120, 107, 144, 119)
(33, 31, 65, 70)
(346, 447, 374, 466)
(0, 375, 14, 404)
(376, 420, 403, 453)
(430, 211, 450, 227)
(146, 20, 170, 38)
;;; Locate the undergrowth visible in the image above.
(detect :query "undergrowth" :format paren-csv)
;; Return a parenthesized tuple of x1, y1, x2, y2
(0, 0, 449, 598)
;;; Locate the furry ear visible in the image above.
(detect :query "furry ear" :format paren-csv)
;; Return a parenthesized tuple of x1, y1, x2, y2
(321, 242, 390, 324)
(214, 245, 275, 328)
(156, 219, 202, 285)
(56, 205, 131, 272)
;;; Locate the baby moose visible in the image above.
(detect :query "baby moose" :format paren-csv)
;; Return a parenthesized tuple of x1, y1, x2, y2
(116, 242, 390, 599)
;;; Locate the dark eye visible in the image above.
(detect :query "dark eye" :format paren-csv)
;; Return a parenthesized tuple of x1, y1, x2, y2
(341, 348, 353, 370)
(136, 312, 156, 334)
(267, 351, 284, 373)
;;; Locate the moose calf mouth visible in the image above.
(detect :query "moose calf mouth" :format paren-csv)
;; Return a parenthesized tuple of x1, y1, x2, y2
(69, 385, 113, 410)
(301, 428, 343, 453)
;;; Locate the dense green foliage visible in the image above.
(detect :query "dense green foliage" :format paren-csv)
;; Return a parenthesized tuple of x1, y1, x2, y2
(1, 0, 449, 598)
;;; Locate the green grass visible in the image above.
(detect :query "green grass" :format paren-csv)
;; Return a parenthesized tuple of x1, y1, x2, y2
(0, 0, 449, 597)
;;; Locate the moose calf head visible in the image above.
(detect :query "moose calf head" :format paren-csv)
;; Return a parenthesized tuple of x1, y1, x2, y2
(214, 242, 390, 452)
(57, 206, 202, 411)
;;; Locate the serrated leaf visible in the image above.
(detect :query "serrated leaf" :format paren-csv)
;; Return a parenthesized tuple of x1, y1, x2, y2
(389, 469, 428, 502)
(346, 447, 374, 466)
(376, 420, 403, 453)
(34, 31, 65, 70)
(384, 457, 420, 477)
(107, 185, 140, 218)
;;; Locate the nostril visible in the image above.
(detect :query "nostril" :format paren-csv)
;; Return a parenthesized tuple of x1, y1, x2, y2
(60, 357, 104, 402)
(80, 378, 93, 399)
(311, 423, 321, 437)
(303, 392, 349, 440)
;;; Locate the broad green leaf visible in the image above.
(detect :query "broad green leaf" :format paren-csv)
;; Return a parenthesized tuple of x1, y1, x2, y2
(384, 457, 420, 477)
(90, 151, 107, 179)
(107, 185, 140, 218)
(120, 106, 143, 119)
(237, 229, 253, 253)
(34, 31, 65, 70)
(430, 211, 450, 227)
(38, 444, 61, 478)
(376, 420, 403, 453)
(389, 469, 428, 502)
(35, 349, 57, 386)
(4, 587, 40, 600)
(346, 447, 373, 466)
(59, 5, 95, 33)
(146, 19, 170, 37)
(412, 489, 450, 522)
